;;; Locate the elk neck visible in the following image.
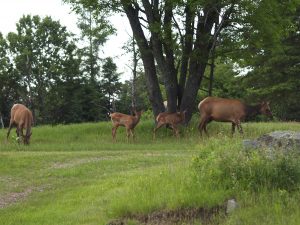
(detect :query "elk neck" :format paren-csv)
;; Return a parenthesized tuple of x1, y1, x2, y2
(133, 113, 141, 125)
(245, 104, 261, 119)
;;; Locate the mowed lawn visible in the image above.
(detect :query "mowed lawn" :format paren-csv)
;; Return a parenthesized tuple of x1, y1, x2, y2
(0, 119, 300, 225)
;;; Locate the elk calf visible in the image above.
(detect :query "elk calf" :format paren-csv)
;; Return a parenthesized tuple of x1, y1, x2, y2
(153, 111, 186, 139)
(110, 110, 143, 141)
(7, 104, 33, 145)
(198, 97, 272, 136)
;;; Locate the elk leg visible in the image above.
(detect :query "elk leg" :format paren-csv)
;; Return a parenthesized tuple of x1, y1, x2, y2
(199, 116, 210, 137)
(172, 125, 180, 138)
(16, 128, 20, 137)
(6, 120, 14, 141)
(202, 118, 210, 137)
(126, 128, 130, 142)
(231, 123, 236, 136)
(112, 125, 119, 141)
(236, 121, 243, 134)
(19, 125, 24, 144)
(130, 129, 135, 141)
(198, 118, 205, 136)
(153, 122, 164, 139)
(203, 122, 209, 137)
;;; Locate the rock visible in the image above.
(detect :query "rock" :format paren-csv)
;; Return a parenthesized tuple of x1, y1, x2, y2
(226, 199, 239, 214)
(243, 131, 300, 152)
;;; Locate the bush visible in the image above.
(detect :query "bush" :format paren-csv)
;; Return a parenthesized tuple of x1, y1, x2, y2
(193, 147, 300, 192)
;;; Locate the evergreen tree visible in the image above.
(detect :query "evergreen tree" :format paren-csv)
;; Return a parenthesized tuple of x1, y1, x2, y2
(241, 8, 300, 120)
(100, 57, 121, 112)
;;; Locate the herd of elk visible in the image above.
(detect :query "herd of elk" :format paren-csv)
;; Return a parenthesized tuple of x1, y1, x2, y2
(7, 104, 33, 145)
(3, 97, 273, 145)
(198, 97, 272, 136)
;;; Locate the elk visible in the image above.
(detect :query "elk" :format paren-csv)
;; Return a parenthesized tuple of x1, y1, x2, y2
(7, 104, 33, 145)
(198, 97, 272, 136)
(153, 111, 186, 139)
(110, 110, 143, 141)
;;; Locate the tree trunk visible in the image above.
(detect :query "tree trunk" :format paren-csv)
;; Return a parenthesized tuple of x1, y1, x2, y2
(180, 8, 217, 123)
(131, 36, 137, 110)
(0, 113, 4, 129)
(122, 1, 165, 117)
(142, 0, 178, 113)
(178, 3, 194, 107)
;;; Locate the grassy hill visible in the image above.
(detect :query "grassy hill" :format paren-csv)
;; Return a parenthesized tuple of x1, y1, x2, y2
(0, 119, 300, 224)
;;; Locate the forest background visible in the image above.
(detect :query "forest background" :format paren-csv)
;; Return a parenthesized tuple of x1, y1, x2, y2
(0, 0, 299, 125)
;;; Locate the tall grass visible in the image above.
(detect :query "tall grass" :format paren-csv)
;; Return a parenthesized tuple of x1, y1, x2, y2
(0, 119, 299, 224)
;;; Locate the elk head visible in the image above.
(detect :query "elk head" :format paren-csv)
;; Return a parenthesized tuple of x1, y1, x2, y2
(260, 101, 273, 118)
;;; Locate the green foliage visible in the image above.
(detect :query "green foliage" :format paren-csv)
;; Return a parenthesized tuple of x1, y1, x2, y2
(0, 15, 114, 125)
(75, 3, 115, 81)
(193, 144, 300, 193)
(101, 57, 121, 112)
(116, 73, 151, 113)
(240, 8, 300, 120)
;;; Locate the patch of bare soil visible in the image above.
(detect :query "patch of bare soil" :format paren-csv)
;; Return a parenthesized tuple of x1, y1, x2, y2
(0, 186, 47, 209)
(51, 157, 109, 169)
(107, 206, 225, 225)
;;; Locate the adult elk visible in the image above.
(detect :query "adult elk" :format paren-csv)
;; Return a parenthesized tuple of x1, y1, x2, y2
(7, 104, 33, 145)
(153, 111, 186, 139)
(110, 110, 143, 141)
(198, 97, 272, 136)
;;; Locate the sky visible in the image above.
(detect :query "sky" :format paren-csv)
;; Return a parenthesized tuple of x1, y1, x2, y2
(0, 0, 132, 81)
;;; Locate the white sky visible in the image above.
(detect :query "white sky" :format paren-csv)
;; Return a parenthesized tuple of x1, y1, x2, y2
(0, 0, 132, 81)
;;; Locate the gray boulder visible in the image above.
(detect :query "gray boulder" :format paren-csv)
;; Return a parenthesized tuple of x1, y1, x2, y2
(243, 131, 300, 152)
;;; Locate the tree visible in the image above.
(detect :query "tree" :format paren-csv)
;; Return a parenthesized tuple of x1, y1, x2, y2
(101, 57, 121, 112)
(240, 8, 300, 121)
(6, 15, 79, 123)
(65, 0, 298, 123)
(74, 3, 115, 82)
(116, 72, 150, 113)
(0, 32, 22, 125)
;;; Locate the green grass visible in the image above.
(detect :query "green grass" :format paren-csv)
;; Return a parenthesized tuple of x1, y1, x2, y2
(0, 119, 300, 224)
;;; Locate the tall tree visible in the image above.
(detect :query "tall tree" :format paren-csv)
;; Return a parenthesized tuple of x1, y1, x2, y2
(73, 3, 115, 82)
(101, 57, 121, 112)
(122, 34, 142, 110)
(65, 0, 300, 122)
(0, 32, 22, 125)
(240, 8, 300, 121)
(6, 15, 82, 124)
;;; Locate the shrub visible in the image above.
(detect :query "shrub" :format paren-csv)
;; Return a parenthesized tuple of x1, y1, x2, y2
(193, 147, 300, 192)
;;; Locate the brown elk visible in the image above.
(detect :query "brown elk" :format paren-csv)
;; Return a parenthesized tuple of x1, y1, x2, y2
(7, 104, 33, 145)
(110, 110, 143, 141)
(198, 97, 272, 136)
(153, 111, 186, 139)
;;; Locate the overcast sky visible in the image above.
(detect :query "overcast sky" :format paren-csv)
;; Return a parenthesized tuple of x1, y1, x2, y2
(0, 0, 132, 81)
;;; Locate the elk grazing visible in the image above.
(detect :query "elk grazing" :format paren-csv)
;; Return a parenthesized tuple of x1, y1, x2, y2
(198, 97, 272, 136)
(110, 110, 143, 141)
(7, 104, 33, 145)
(153, 110, 186, 139)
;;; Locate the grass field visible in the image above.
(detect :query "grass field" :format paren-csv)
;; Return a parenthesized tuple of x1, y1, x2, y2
(0, 118, 300, 225)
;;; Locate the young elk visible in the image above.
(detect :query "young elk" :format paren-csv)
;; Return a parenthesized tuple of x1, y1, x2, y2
(153, 111, 186, 139)
(198, 97, 272, 136)
(7, 104, 33, 145)
(110, 110, 143, 141)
